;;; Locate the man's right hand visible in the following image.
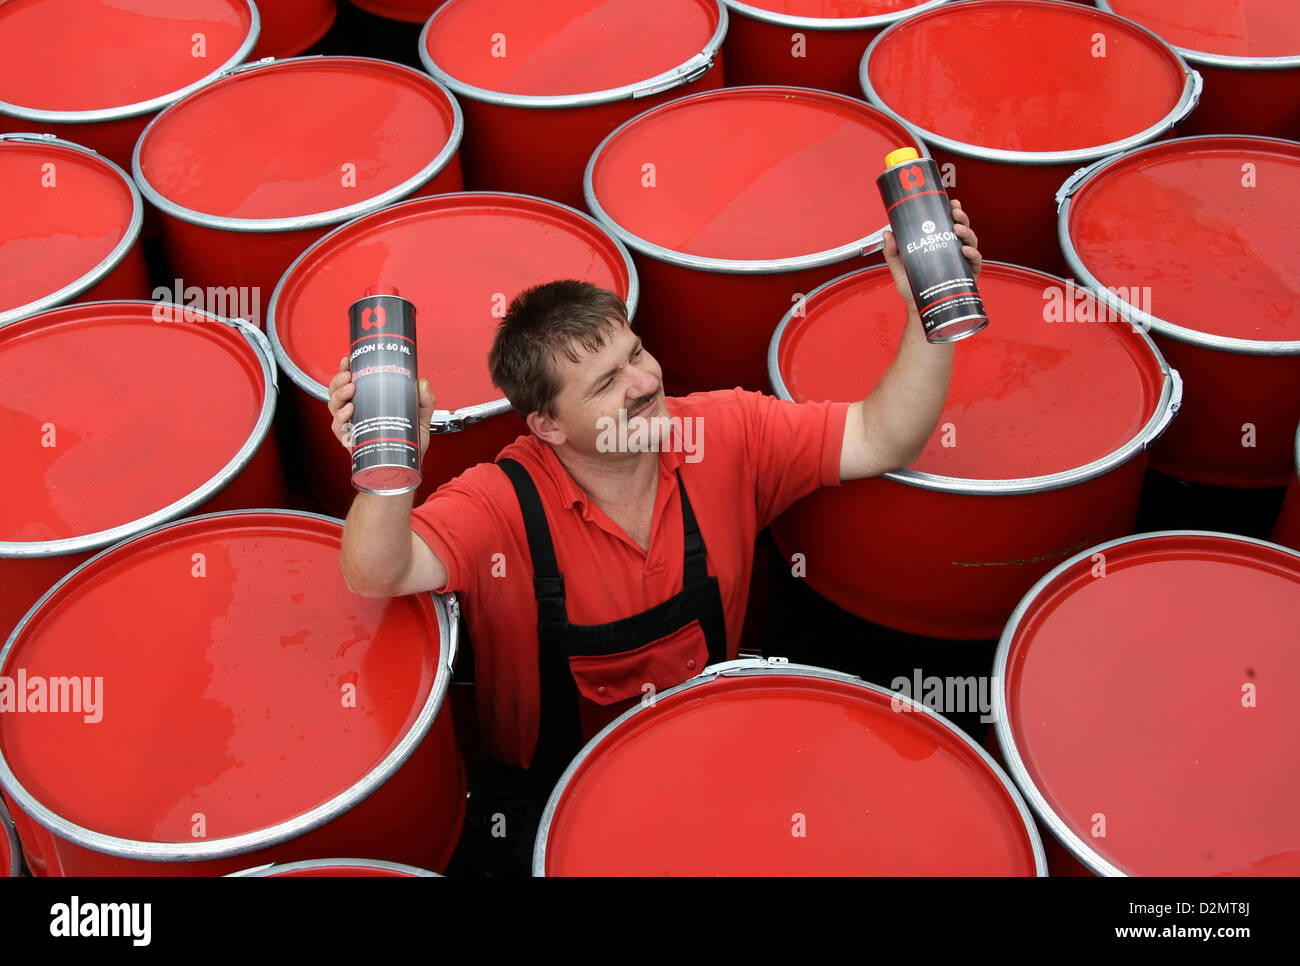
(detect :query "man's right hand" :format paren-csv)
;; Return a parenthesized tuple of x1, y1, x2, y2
(328, 355, 438, 464)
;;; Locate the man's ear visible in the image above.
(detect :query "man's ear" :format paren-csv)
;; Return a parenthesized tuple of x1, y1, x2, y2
(526, 409, 567, 446)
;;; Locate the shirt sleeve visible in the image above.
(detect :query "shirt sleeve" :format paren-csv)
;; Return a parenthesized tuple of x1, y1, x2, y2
(734, 388, 851, 529)
(408, 462, 509, 597)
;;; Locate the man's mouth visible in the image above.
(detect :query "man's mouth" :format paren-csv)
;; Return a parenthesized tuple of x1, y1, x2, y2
(626, 393, 660, 420)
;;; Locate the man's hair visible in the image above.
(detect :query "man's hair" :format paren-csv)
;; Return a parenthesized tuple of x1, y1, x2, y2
(489, 280, 629, 420)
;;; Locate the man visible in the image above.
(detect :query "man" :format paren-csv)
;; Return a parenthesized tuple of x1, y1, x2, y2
(329, 203, 981, 874)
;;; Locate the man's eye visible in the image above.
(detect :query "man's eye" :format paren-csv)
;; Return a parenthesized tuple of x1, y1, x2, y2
(632, 346, 644, 359)
(599, 378, 614, 393)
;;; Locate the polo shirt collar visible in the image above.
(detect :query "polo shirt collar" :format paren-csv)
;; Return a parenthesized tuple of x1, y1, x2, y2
(530, 415, 687, 512)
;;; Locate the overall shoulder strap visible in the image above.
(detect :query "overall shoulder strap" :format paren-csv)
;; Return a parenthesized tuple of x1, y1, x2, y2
(498, 458, 566, 623)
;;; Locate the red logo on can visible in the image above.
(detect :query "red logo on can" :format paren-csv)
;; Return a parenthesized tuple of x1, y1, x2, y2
(899, 165, 926, 191)
(361, 305, 387, 330)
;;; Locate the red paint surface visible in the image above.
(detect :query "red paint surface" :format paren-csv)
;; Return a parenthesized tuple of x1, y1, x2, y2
(865, 0, 1187, 151)
(590, 87, 915, 260)
(544, 674, 1039, 875)
(0, 303, 267, 542)
(1003, 534, 1300, 876)
(1104, 0, 1300, 58)
(424, 0, 719, 95)
(0, 0, 252, 111)
(0, 140, 136, 314)
(777, 263, 1164, 479)
(1066, 137, 1300, 344)
(274, 193, 631, 411)
(137, 58, 457, 219)
(0, 513, 440, 844)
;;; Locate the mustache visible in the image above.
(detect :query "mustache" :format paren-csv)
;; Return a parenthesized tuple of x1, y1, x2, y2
(621, 390, 660, 418)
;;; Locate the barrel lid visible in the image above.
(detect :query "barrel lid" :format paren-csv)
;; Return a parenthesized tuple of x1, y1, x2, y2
(134, 56, 462, 232)
(536, 660, 1044, 876)
(771, 262, 1174, 492)
(995, 531, 1300, 876)
(0, 0, 257, 121)
(268, 191, 637, 415)
(0, 135, 143, 327)
(1099, 0, 1300, 64)
(0, 510, 454, 857)
(585, 86, 926, 270)
(1060, 135, 1300, 353)
(419, 0, 726, 104)
(861, 0, 1196, 161)
(0, 301, 275, 555)
(724, 0, 946, 29)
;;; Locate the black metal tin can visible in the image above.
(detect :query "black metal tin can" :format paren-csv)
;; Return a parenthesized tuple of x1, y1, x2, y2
(348, 284, 421, 494)
(877, 149, 988, 343)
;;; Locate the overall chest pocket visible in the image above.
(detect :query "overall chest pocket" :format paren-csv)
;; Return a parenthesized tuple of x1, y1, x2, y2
(566, 620, 711, 707)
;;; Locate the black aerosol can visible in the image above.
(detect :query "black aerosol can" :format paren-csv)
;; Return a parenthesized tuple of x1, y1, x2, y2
(348, 284, 421, 494)
(877, 147, 988, 343)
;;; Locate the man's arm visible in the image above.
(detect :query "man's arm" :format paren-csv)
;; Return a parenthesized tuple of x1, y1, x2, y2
(329, 356, 448, 597)
(839, 200, 980, 482)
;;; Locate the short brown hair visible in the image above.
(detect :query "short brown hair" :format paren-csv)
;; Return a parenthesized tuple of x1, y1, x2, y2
(489, 280, 629, 419)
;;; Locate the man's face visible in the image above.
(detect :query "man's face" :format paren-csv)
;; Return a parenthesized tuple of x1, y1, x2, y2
(543, 319, 665, 456)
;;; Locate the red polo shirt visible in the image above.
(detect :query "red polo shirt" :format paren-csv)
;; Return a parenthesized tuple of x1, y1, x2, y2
(410, 387, 850, 769)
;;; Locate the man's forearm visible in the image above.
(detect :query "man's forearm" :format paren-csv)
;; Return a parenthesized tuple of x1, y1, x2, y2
(861, 306, 955, 466)
(340, 490, 416, 596)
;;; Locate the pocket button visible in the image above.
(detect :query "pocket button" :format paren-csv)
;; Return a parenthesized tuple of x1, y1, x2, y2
(596, 685, 607, 697)
(686, 659, 696, 670)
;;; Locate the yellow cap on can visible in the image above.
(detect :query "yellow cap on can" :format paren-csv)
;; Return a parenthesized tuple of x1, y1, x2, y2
(884, 147, 920, 169)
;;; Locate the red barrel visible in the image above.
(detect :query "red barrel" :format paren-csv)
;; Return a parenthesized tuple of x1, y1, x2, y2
(0, 0, 258, 175)
(1098, 0, 1300, 138)
(230, 857, 437, 876)
(860, 0, 1200, 275)
(134, 56, 464, 328)
(769, 262, 1181, 640)
(0, 133, 148, 328)
(1, 795, 19, 876)
(0, 301, 286, 644)
(721, 0, 947, 97)
(268, 191, 638, 518)
(1272, 423, 1300, 550)
(355, 0, 444, 22)
(0, 510, 465, 876)
(586, 86, 924, 394)
(994, 531, 1300, 876)
(535, 658, 1045, 876)
(1059, 135, 1300, 488)
(418, 0, 726, 209)
(252, 0, 338, 58)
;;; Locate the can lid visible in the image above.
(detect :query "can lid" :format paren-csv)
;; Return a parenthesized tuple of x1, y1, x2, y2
(884, 147, 920, 168)
(364, 285, 400, 297)
(1103, 0, 1300, 59)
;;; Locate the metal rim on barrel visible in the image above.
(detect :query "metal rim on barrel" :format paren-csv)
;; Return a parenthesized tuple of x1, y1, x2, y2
(0, 795, 20, 877)
(265, 190, 640, 432)
(583, 85, 933, 274)
(991, 529, 1300, 878)
(227, 857, 439, 876)
(722, 0, 950, 31)
(0, 0, 260, 125)
(131, 55, 465, 234)
(417, 0, 729, 109)
(0, 508, 460, 863)
(1095, 1, 1300, 70)
(858, 1, 1203, 166)
(531, 656, 1048, 877)
(767, 261, 1184, 495)
(0, 301, 278, 560)
(0, 134, 144, 329)
(1057, 135, 1300, 357)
